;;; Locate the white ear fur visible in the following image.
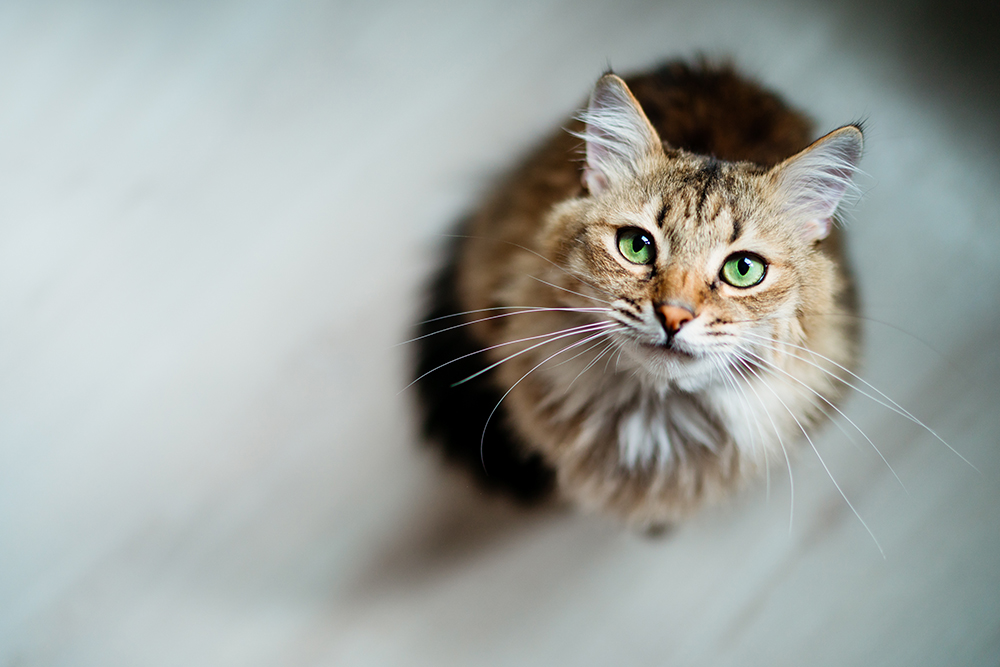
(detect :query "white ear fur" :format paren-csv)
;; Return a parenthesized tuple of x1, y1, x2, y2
(771, 125, 864, 242)
(576, 74, 664, 195)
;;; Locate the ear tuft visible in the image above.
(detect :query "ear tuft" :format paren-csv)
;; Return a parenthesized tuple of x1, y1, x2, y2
(574, 74, 664, 195)
(771, 125, 864, 242)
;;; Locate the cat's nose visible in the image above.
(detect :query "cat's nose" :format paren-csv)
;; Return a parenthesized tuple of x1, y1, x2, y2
(658, 304, 695, 334)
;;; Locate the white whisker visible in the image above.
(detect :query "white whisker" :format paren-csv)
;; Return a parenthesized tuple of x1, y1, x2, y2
(568, 336, 619, 390)
(734, 354, 885, 558)
(740, 343, 906, 490)
(711, 350, 770, 497)
(741, 331, 975, 471)
(603, 339, 626, 375)
(730, 360, 795, 531)
(399, 306, 610, 346)
(454, 321, 620, 387)
(552, 330, 618, 369)
(415, 305, 610, 326)
(526, 275, 613, 306)
(402, 320, 616, 394)
(480, 327, 620, 472)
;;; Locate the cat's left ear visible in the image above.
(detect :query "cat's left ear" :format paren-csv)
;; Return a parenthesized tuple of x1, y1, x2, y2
(770, 125, 863, 242)
(578, 73, 665, 195)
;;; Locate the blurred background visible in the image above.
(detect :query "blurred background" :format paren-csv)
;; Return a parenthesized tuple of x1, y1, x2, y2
(1, 1, 998, 665)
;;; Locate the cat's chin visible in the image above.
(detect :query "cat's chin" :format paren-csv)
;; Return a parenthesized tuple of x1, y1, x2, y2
(625, 340, 718, 392)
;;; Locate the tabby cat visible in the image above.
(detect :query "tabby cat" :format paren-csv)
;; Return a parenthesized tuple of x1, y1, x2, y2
(413, 61, 863, 528)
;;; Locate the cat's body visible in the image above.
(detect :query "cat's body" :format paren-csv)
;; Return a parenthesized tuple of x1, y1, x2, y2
(414, 61, 861, 527)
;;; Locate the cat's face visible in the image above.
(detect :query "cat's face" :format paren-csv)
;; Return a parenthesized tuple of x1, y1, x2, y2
(546, 157, 833, 390)
(540, 74, 860, 391)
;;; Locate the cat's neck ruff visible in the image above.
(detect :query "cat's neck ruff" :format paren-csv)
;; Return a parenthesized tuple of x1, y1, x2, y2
(537, 344, 800, 470)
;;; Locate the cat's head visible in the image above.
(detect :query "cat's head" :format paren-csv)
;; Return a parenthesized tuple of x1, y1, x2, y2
(542, 73, 863, 391)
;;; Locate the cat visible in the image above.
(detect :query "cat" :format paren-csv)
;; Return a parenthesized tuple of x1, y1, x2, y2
(412, 60, 863, 528)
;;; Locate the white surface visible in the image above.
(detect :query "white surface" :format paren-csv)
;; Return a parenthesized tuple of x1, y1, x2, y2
(1, 1, 998, 665)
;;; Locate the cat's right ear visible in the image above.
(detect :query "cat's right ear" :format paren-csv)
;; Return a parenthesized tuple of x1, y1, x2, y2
(577, 74, 664, 195)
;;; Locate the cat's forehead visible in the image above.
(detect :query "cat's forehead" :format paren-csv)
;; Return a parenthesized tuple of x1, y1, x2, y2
(641, 158, 765, 246)
(656, 156, 756, 206)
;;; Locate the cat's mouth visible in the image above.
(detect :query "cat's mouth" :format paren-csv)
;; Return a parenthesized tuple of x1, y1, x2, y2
(642, 339, 695, 359)
(616, 329, 699, 363)
(626, 336, 720, 388)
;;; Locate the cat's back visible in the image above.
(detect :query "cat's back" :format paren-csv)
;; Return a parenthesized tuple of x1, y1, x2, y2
(625, 60, 813, 165)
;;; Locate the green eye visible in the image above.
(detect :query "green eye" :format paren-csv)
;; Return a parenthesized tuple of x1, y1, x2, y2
(617, 228, 655, 265)
(721, 253, 767, 288)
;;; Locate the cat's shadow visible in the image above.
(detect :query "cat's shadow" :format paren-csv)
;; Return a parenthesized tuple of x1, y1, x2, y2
(344, 460, 678, 605)
(344, 464, 570, 602)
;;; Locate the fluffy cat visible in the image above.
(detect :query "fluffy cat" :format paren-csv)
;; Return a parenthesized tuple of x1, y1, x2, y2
(413, 61, 863, 528)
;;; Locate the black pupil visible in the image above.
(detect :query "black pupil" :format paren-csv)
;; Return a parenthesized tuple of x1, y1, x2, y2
(632, 235, 647, 252)
(737, 257, 751, 275)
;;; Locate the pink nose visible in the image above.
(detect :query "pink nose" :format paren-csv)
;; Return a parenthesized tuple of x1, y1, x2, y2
(658, 304, 694, 334)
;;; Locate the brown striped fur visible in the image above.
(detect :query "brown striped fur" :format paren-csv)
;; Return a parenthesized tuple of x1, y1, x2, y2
(426, 61, 862, 527)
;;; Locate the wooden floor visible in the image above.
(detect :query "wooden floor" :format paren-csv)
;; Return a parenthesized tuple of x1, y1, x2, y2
(1, 1, 998, 665)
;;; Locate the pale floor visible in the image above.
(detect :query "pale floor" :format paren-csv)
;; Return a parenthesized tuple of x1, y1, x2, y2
(1, 1, 998, 665)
